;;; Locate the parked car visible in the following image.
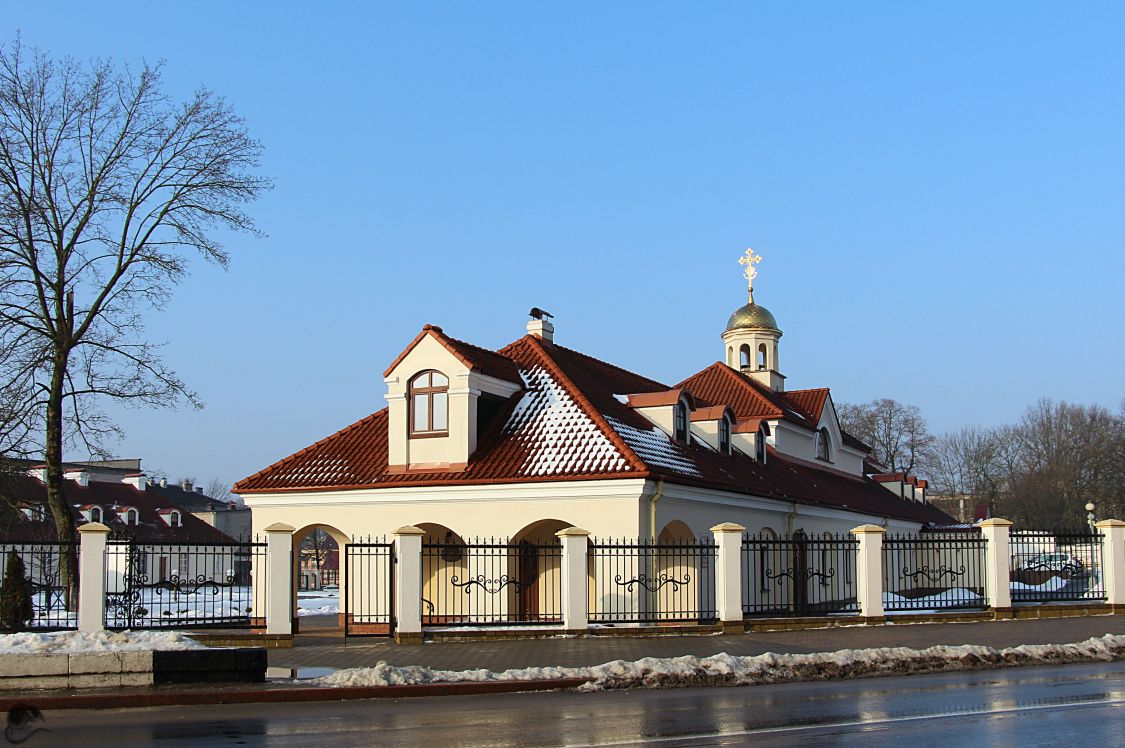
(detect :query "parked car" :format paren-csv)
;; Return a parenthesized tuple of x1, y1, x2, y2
(1024, 552, 1084, 574)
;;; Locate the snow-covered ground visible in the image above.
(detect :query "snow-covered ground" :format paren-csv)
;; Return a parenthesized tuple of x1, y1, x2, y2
(883, 588, 985, 613)
(298, 586, 340, 617)
(315, 634, 1125, 690)
(0, 630, 206, 654)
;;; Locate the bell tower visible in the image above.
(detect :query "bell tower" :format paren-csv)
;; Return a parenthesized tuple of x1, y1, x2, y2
(722, 249, 785, 391)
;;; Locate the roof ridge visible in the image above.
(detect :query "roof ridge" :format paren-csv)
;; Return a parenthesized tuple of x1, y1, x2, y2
(505, 336, 651, 476)
(234, 409, 386, 491)
(707, 362, 785, 418)
(547, 341, 670, 392)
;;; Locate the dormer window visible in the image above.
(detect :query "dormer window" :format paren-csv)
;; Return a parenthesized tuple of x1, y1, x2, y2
(673, 400, 688, 442)
(756, 424, 770, 463)
(168, 510, 181, 527)
(118, 507, 139, 525)
(719, 417, 731, 454)
(409, 370, 449, 437)
(90, 506, 102, 523)
(815, 428, 831, 462)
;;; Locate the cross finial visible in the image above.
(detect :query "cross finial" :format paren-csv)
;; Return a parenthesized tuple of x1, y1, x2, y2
(738, 248, 763, 303)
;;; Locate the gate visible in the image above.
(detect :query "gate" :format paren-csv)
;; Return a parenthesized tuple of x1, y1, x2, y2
(344, 539, 395, 637)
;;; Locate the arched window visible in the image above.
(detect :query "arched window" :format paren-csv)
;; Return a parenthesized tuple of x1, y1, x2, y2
(169, 510, 181, 528)
(757, 344, 768, 370)
(673, 400, 688, 442)
(90, 506, 102, 523)
(718, 416, 731, 454)
(410, 370, 449, 436)
(816, 428, 831, 461)
(125, 508, 138, 525)
(739, 345, 752, 369)
(756, 424, 769, 462)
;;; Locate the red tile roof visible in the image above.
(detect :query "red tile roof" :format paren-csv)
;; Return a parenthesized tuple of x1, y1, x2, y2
(779, 388, 830, 424)
(235, 334, 953, 525)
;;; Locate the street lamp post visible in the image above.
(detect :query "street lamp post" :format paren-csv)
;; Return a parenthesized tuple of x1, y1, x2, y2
(1085, 502, 1096, 534)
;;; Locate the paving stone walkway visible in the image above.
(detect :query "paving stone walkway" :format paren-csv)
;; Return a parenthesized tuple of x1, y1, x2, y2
(270, 614, 1125, 673)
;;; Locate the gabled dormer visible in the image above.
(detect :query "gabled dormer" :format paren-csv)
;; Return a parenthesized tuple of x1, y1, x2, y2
(731, 418, 770, 463)
(690, 405, 735, 454)
(624, 389, 696, 444)
(384, 324, 523, 472)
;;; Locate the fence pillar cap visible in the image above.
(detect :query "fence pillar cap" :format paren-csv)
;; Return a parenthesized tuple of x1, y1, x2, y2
(393, 525, 426, 536)
(978, 518, 1013, 528)
(709, 522, 746, 533)
(263, 522, 296, 534)
(78, 521, 110, 534)
(851, 524, 886, 535)
(555, 526, 591, 537)
(1095, 519, 1125, 529)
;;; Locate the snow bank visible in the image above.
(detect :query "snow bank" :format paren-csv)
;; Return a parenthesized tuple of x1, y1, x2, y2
(314, 634, 1125, 691)
(0, 630, 206, 654)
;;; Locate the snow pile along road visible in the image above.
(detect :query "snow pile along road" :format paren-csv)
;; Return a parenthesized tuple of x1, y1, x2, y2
(315, 634, 1125, 691)
(0, 630, 206, 654)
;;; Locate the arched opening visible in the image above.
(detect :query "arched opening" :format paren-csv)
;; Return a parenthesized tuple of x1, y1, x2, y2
(657, 520, 696, 542)
(739, 344, 752, 369)
(90, 505, 102, 523)
(409, 370, 449, 436)
(726, 346, 734, 366)
(719, 415, 731, 454)
(757, 343, 768, 370)
(511, 519, 574, 623)
(292, 523, 348, 632)
(756, 423, 770, 463)
(816, 428, 831, 461)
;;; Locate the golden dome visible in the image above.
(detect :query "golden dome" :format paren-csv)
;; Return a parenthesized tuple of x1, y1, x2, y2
(725, 302, 781, 334)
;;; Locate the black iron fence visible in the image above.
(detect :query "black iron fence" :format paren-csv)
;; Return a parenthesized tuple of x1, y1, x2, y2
(589, 538, 717, 624)
(883, 532, 988, 612)
(104, 536, 266, 629)
(1010, 530, 1105, 603)
(0, 540, 78, 630)
(741, 533, 859, 617)
(421, 537, 562, 626)
(344, 537, 394, 636)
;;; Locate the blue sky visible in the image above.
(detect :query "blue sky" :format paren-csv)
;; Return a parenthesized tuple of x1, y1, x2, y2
(8, 2, 1125, 488)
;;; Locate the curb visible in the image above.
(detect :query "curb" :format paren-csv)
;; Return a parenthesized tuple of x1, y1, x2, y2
(0, 678, 590, 712)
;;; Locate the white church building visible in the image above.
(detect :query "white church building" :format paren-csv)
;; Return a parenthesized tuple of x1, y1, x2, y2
(234, 253, 952, 551)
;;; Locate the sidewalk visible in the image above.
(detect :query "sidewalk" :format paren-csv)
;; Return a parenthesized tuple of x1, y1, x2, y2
(272, 613, 1125, 672)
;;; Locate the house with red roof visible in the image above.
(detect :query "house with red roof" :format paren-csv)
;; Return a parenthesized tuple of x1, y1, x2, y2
(234, 261, 951, 551)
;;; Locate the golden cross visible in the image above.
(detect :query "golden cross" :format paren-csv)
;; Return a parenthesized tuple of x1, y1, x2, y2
(738, 248, 762, 301)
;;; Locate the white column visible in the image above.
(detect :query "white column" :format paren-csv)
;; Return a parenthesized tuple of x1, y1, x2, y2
(264, 522, 294, 636)
(710, 523, 746, 630)
(394, 526, 424, 643)
(1096, 520, 1125, 609)
(556, 527, 591, 631)
(851, 525, 885, 621)
(77, 522, 110, 633)
(979, 518, 1013, 612)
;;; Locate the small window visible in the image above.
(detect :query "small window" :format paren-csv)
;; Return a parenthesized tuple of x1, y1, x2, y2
(125, 508, 139, 525)
(90, 506, 103, 523)
(410, 370, 450, 436)
(169, 510, 181, 528)
(756, 426, 768, 462)
(718, 416, 731, 454)
(674, 400, 688, 442)
(816, 428, 831, 461)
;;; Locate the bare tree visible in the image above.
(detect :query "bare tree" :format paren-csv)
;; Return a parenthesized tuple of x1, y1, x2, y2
(203, 477, 236, 505)
(0, 39, 268, 600)
(838, 398, 934, 475)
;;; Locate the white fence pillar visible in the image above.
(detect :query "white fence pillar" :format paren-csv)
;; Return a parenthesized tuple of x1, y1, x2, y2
(711, 523, 745, 631)
(1096, 519, 1125, 610)
(557, 527, 591, 631)
(264, 523, 294, 636)
(979, 518, 1013, 613)
(851, 524, 885, 622)
(77, 522, 109, 633)
(394, 526, 424, 643)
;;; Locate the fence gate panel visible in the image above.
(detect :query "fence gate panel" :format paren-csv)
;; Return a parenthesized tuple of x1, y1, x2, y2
(104, 536, 266, 629)
(344, 539, 395, 637)
(1009, 530, 1105, 603)
(741, 533, 858, 617)
(0, 539, 78, 631)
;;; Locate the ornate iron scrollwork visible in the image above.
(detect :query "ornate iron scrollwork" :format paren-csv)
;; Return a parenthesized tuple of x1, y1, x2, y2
(901, 563, 966, 583)
(765, 566, 836, 586)
(450, 574, 522, 595)
(614, 572, 690, 593)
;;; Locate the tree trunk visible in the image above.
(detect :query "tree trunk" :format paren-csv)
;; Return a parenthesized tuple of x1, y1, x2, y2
(44, 351, 79, 609)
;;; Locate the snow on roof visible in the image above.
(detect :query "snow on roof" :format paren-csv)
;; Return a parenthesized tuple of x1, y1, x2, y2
(506, 365, 629, 477)
(605, 417, 702, 478)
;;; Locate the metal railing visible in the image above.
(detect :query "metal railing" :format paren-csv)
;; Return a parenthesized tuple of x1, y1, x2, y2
(344, 537, 394, 636)
(421, 538, 562, 626)
(883, 532, 987, 612)
(741, 533, 859, 617)
(589, 538, 717, 624)
(104, 535, 266, 629)
(0, 540, 79, 630)
(1010, 530, 1105, 603)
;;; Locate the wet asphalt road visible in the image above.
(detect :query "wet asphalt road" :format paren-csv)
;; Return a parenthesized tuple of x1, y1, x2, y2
(22, 661, 1125, 746)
